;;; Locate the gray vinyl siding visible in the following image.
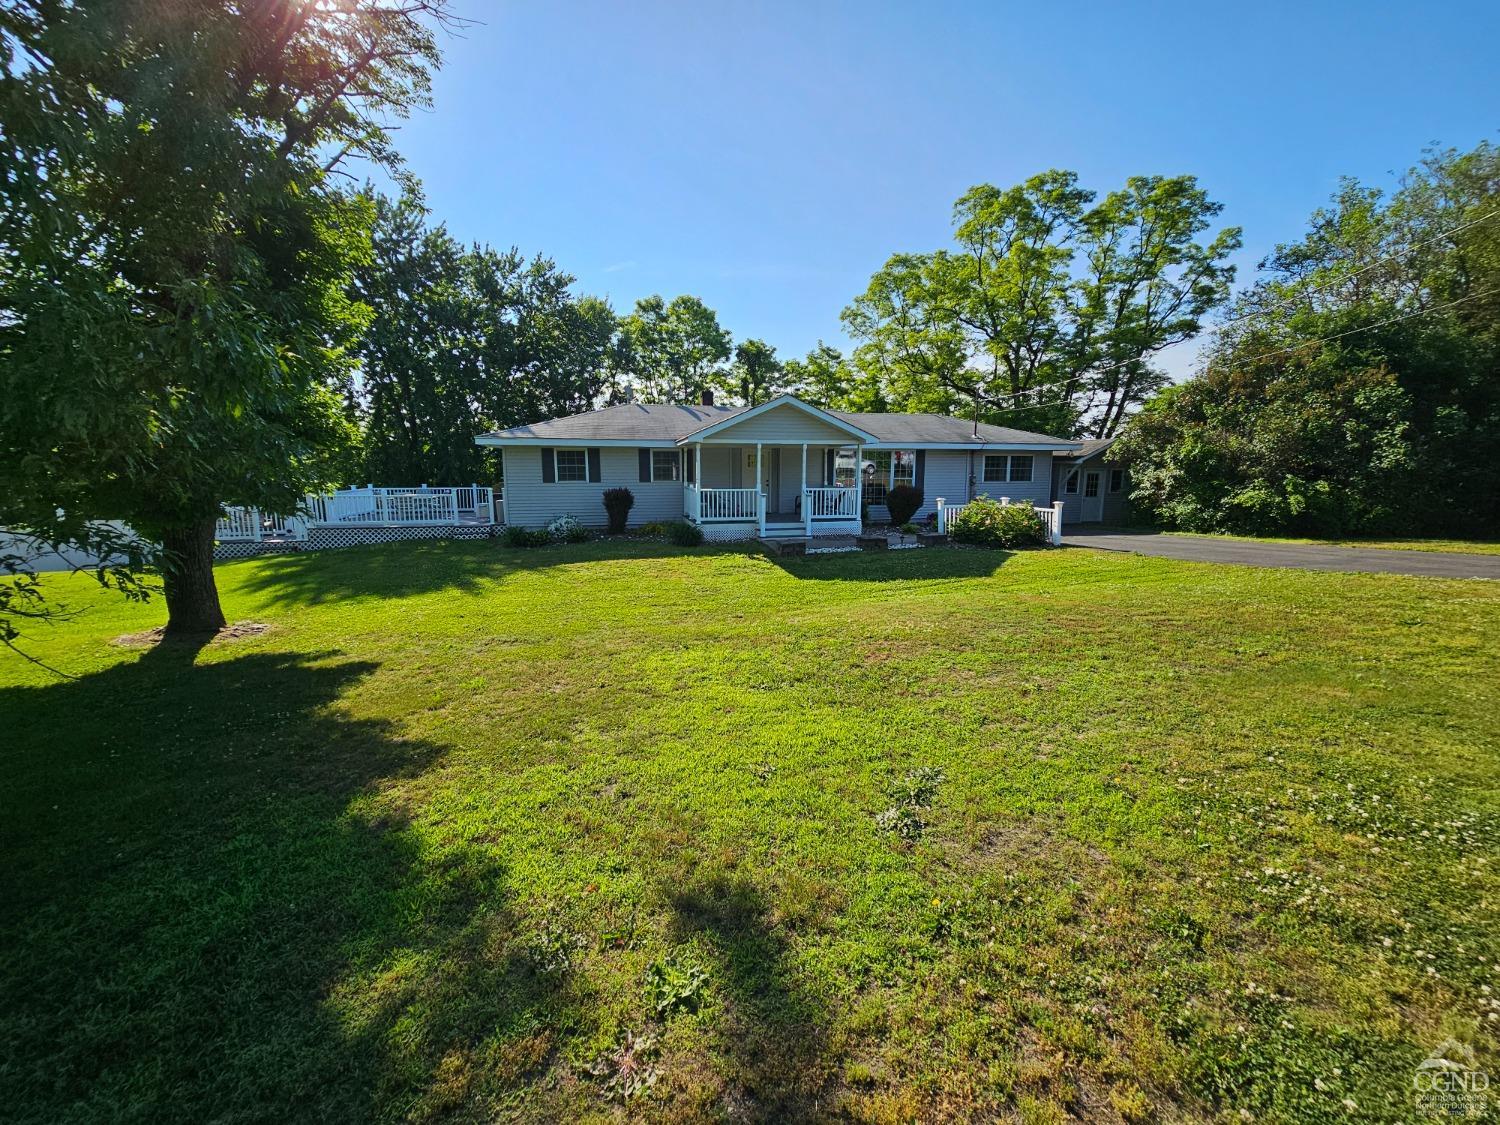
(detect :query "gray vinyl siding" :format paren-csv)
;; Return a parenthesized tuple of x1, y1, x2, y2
(868, 451, 1054, 522)
(1052, 453, 1128, 524)
(503, 447, 683, 528)
(701, 403, 859, 445)
(972, 452, 1053, 507)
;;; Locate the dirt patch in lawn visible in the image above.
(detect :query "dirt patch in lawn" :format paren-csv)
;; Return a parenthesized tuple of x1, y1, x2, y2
(113, 621, 274, 648)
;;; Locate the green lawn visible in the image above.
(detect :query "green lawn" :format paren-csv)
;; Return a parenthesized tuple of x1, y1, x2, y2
(1155, 530, 1500, 555)
(3, 541, 1497, 1123)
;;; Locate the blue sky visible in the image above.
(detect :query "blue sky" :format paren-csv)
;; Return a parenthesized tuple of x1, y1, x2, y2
(390, 0, 1499, 378)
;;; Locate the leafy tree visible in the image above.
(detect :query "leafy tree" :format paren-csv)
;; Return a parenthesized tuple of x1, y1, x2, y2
(0, 0, 455, 636)
(783, 342, 853, 407)
(352, 193, 614, 486)
(842, 171, 1239, 437)
(1118, 142, 1499, 537)
(616, 295, 731, 403)
(731, 339, 784, 405)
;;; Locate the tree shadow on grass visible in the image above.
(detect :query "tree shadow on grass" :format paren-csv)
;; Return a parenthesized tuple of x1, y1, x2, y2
(0, 641, 578, 1122)
(764, 544, 1019, 582)
(667, 873, 834, 1121)
(229, 536, 739, 608)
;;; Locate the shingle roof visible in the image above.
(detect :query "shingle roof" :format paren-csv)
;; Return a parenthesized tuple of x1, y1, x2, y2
(831, 411, 1074, 446)
(479, 403, 745, 442)
(476, 399, 1077, 447)
(1064, 438, 1116, 461)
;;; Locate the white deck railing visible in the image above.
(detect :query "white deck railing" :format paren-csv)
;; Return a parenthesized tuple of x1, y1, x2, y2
(692, 487, 760, 522)
(936, 496, 1063, 546)
(803, 486, 858, 520)
(217, 485, 495, 542)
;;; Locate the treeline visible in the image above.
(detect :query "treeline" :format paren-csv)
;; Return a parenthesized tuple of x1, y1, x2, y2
(1117, 143, 1500, 537)
(351, 169, 1245, 484)
(347, 192, 816, 485)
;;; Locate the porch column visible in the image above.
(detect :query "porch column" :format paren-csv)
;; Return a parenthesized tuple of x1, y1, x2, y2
(694, 444, 702, 522)
(801, 443, 809, 536)
(755, 443, 763, 534)
(854, 444, 864, 528)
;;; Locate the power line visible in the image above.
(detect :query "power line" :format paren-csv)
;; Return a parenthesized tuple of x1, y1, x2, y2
(1207, 285, 1498, 370)
(1209, 203, 1500, 337)
(983, 204, 1500, 396)
(981, 285, 1497, 420)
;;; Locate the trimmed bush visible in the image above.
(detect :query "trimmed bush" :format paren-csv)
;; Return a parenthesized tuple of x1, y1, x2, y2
(546, 514, 589, 544)
(665, 520, 704, 547)
(602, 487, 635, 533)
(949, 497, 1046, 549)
(885, 484, 923, 527)
(501, 525, 551, 548)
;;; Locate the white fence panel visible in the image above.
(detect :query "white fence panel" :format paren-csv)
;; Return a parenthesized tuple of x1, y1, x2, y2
(803, 487, 857, 519)
(936, 496, 1062, 545)
(698, 488, 759, 521)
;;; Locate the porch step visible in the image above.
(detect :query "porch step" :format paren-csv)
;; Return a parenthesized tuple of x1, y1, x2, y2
(760, 524, 807, 539)
(757, 537, 807, 558)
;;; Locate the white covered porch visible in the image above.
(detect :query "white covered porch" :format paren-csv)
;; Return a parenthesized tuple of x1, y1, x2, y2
(676, 397, 881, 540)
(681, 441, 863, 539)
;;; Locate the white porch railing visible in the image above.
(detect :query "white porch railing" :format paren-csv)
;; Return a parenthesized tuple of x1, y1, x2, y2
(217, 485, 495, 542)
(936, 496, 1064, 546)
(803, 486, 858, 520)
(216, 507, 264, 541)
(690, 487, 759, 522)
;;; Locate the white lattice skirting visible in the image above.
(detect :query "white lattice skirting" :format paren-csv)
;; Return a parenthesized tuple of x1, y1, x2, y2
(214, 524, 494, 560)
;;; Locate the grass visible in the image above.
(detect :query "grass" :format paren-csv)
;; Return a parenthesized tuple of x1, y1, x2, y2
(1152, 529, 1500, 555)
(2, 539, 1497, 1123)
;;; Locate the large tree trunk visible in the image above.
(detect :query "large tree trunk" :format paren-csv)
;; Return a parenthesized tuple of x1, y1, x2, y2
(160, 518, 226, 636)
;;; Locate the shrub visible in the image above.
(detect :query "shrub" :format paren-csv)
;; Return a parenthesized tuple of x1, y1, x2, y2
(899, 522, 920, 536)
(885, 484, 923, 527)
(602, 487, 635, 534)
(637, 520, 671, 537)
(546, 514, 589, 543)
(949, 497, 1046, 549)
(500, 525, 551, 548)
(665, 520, 704, 547)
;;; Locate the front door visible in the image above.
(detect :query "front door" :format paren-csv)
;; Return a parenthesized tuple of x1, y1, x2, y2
(762, 448, 782, 515)
(1082, 470, 1103, 521)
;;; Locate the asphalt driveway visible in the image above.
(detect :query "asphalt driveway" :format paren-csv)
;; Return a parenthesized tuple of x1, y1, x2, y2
(1062, 528, 1500, 579)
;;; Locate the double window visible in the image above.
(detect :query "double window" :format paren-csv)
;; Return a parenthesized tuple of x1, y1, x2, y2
(982, 454, 1034, 483)
(651, 450, 680, 482)
(860, 449, 916, 505)
(553, 448, 588, 482)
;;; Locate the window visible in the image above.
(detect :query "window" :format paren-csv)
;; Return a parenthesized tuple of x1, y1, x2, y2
(1084, 471, 1100, 498)
(864, 451, 890, 505)
(651, 449, 680, 482)
(1064, 469, 1079, 494)
(983, 454, 1034, 483)
(834, 449, 858, 487)
(1109, 468, 1125, 493)
(554, 448, 587, 482)
(858, 449, 918, 505)
(891, 450, 916, 487)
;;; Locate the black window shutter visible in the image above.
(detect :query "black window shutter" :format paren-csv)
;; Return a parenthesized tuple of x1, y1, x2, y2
(825, 450, 835, 482)
(686, 450, 695, 483)
(587, 448, 602, 483)
(914, 450, 926, 493)
(540, 448, 555, 483)
(639, 449, 651, 482)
